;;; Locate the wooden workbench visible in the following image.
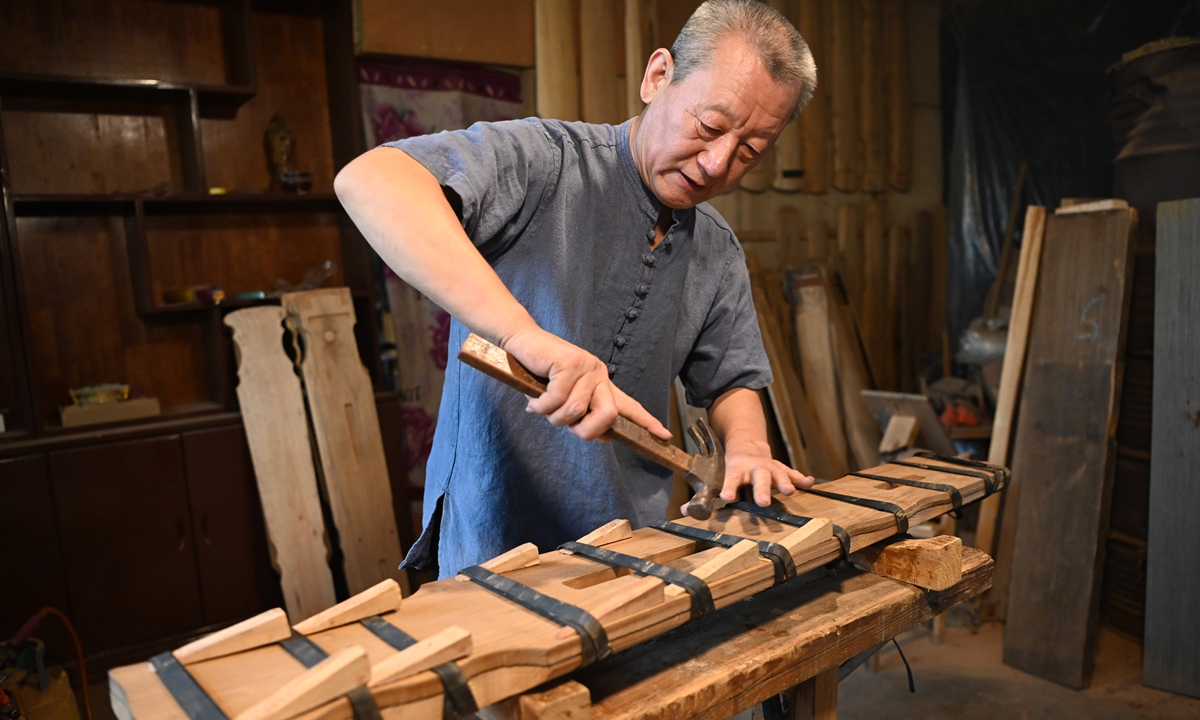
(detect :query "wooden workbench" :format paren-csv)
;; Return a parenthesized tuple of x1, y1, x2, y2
(485, 547, 993, 720)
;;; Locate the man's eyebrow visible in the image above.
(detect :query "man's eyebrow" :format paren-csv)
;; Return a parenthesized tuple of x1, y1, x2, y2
(698, 103, 775, 139)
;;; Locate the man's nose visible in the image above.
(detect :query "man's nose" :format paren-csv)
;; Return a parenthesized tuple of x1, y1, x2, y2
(697, 136, 738, 178)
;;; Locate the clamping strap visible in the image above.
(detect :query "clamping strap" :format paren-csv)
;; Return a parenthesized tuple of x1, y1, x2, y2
(648, 520, 797, 583)
(850, 471, 964, 517)
(910, 451, 1009, 495)
(149, 652, 228, 720)
(360, 616, 477, 719)
(727, 501, 852, 564)
(559, 540, 716, 619)
(279, 632, 383, 720)
(803, 486, 909, 535)
(458, 565, 611, 665)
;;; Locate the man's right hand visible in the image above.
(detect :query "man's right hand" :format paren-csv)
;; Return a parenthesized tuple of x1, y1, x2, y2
(501, 327, 672, 443)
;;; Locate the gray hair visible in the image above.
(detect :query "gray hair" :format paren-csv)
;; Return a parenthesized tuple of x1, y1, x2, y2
(669, 0, 817, 118)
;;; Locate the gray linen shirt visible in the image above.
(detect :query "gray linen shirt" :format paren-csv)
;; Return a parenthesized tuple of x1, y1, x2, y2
(387, 118, 771, 578)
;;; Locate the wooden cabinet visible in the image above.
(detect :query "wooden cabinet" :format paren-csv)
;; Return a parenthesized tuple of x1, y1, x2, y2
(0, 455, 70, 644)
(50, 436, 204, 651)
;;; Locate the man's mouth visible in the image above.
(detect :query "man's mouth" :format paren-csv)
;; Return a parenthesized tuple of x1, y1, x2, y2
(678, 170, 704, 192)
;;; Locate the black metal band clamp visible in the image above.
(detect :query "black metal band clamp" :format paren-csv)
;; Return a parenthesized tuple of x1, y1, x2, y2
(360, 616, 477, 720)
(803, 486, 910, 535)
(559, 540, 716, 619)
(648, 520, 797, 583)
(726, 501, 853, 564)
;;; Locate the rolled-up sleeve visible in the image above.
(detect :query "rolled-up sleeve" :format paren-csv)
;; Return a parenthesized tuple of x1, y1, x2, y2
(384, 119, 559, 260)
(678, 255, 773, 408)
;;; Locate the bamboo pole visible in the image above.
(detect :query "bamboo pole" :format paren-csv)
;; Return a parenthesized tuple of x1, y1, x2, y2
(624, 0, 657, 118)
(580, 0, 623, 124)
(859, 0, 886, 192)
(536, 0, 581, 121)
(884, 0, 912, 191)
(829, 0, 860, 191)
(798, 0, 828, 193)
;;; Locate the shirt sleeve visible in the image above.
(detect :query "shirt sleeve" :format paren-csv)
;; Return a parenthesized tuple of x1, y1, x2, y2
(678, 253, 774, 408)
(383, 119, 560, 261)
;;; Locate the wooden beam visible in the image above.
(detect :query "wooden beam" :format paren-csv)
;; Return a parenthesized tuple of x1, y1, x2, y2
(536, 0, 580, 120)
(292, 579, 403, 635)
(884, 0, 911, 191)
(225, 307, 337, 623)
(850, 535, 963, 591)
(797, 0, 828, 193)
(793, 667, 838, 720)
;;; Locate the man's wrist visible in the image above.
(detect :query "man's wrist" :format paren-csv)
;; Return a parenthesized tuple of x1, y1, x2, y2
(723, 436, 773, 459)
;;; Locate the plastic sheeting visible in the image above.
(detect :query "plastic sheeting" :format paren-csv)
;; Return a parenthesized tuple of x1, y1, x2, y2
(939, 0, 1198, 341)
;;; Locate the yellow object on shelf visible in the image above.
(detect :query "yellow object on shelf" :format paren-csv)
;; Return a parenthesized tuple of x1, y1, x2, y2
(68, 383, 129, 405)
(60, 397, 161, 428)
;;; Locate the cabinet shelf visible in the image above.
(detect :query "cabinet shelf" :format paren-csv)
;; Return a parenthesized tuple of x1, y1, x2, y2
(0, 71, 254, 116)
(12, 194, 342, 218)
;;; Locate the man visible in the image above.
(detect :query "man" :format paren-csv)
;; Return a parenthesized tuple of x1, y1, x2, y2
(336, 0, 818, 579)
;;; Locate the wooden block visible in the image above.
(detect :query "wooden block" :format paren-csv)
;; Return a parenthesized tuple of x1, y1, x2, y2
(665, 539, 759, 598)
(563, 576, 664, 635)
(829, 0, 860, 191)
(850, 535, 963, 591)
(235, 645, 370, 720)
(778, 517, 833, 555)
(292, 579, 402, 635)
(536, 0, 580, 120)
(481, 680, 592, 720)
(579, 0, 621, 125)
(225, 307, 337, 623)
(878, 414, 920, 454)
(798, 0, 829, 193)
(1004, 208, 1137, 688)
(173, 609, 291, 665)
(859, 0, 886, 192)
(369, 626, 472, 686)
(575, 519, 633, 547)
(974, 206, 1046, 557)
(793, 667, 838, 720)
(884, 0, 912, 191)
(1054, 198, 1128, 215)
(459, 542, 540, 581)
(1144, 198, 1200, 698)
(282, 289, 405, 597)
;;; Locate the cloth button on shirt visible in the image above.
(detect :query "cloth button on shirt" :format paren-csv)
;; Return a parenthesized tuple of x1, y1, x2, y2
(642, 252, 657, 267)
(625, 308, 640, 320)
(614, 335, 628, 348)
(387, 118, 772, 578)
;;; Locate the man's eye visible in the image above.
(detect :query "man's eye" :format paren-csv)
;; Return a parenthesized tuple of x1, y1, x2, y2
(698, 121, 720, 137)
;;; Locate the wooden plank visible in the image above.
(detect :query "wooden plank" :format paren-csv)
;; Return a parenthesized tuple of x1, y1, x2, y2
(909, 210, 934, 356)
(1003, 208, 1137, 689)
(1144, 198, 1200, 698)
(883, 0, 911, 191)
(789, 269, 851, 478)
(797, 0, 829, 193)
(226, 307, 337, 623)
(850, 536, 963, 591)
(827, 280, 881, 471)
(974, 207, 1047, 558)
(355, 0, 535, 67)
(829, 0, 860, 191)
(884, 225, 910, 391)
(110, 456, 1001, 720)
(858, 0, 885, 193)
(806, 217, 830, 262)
(536, 0, 580, 121)
(860, 198, 887, 386)
(624, 0, 657, 118)
(778, 206, 806, 270)
(838, 204, 864, 326)
(928, 204, 949, 354)
(282, 288, 406, 596)
(580, 0, 623, 125)
(751, 281, 811, 474)
(1055, 199, 1129, 215)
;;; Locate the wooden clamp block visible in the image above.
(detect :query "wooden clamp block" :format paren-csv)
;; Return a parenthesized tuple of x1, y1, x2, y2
(292, 579, 402, 635)
(479, 680, 592, 720)
(557, 577, 664, 638)
(879, 414, 920, 454)
(850, 535, 963, 591)
(458, 542, 540, 581)
(778, 517, 834, 555)
(236, 645, 370, 720)
(369, 626, 472, 687)
(574, 519, 632, 548)
(174, 609, 291, 665)
(665, 539, 759, 598)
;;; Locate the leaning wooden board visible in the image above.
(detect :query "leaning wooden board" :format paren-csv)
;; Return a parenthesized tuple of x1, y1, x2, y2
(1144, 198, 1200, 698)
(109, 455, 1003, 720)
(1003, 207, 1137, 689)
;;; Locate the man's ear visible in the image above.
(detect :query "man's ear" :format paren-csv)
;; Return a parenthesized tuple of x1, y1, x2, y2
(640, 48, 674, 104)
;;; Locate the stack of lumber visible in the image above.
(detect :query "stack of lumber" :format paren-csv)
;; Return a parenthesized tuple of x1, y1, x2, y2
(109, 454, 1005, 720)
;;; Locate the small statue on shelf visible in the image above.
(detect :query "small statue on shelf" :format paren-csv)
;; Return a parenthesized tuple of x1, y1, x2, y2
(264, 113, 312, 193)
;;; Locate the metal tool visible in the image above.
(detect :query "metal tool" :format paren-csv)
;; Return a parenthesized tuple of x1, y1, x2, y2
(458, 333, 725, 519)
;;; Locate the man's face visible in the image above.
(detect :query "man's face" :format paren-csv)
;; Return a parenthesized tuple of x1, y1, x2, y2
(632, 36, 798, 209)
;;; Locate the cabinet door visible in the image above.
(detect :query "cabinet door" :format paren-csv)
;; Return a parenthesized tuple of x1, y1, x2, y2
(0, 455, 71, 652)
(182, 425, 283, 624)
(50, 436, 203, 652)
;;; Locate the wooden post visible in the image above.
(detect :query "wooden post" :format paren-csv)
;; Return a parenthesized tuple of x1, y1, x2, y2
(884, 0, 911, 191)
(793, 667, 838, 720)
(829, 0, 859, 191)
(536, 0, 581, 121)
(624, 0, 657, 118)
(580, 0, 622, 124)
(859, 0, 885, 192)
(798, 0, 829, 193)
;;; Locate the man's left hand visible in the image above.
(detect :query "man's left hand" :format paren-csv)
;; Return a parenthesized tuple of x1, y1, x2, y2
(720, 448, 814, 507)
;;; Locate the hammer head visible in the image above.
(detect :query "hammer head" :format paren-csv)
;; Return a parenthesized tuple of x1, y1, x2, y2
(683, 418, 725, 520)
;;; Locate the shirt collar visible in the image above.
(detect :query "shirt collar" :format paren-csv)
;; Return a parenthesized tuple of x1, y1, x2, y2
(617, 119, 693, 231)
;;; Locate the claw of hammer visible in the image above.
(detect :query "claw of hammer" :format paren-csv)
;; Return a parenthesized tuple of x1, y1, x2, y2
(682, 418, 725, 520)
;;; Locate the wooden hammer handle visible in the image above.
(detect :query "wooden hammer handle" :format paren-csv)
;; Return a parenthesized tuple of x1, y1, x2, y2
(458, 333, 693, 473)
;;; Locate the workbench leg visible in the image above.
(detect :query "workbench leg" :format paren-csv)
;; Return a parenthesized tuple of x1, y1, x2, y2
(478, 680, 591, 720)
(793, 667, 837, 720)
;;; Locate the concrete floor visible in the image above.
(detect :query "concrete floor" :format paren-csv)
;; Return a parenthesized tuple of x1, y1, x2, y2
(837, 620, 1200, 720)
(81, 619, 1200, 720)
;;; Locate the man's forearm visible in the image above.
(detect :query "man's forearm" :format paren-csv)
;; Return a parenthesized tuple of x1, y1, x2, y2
(334, 146, 536, 347)
(707, 387, 772, 457)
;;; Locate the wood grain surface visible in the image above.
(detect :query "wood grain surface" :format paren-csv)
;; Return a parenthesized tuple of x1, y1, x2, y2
(797, 0, 829, 193)
(1003, 208, 1136, 689)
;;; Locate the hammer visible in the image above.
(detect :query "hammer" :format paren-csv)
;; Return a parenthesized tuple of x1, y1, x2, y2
(458, 333, 724, 519)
